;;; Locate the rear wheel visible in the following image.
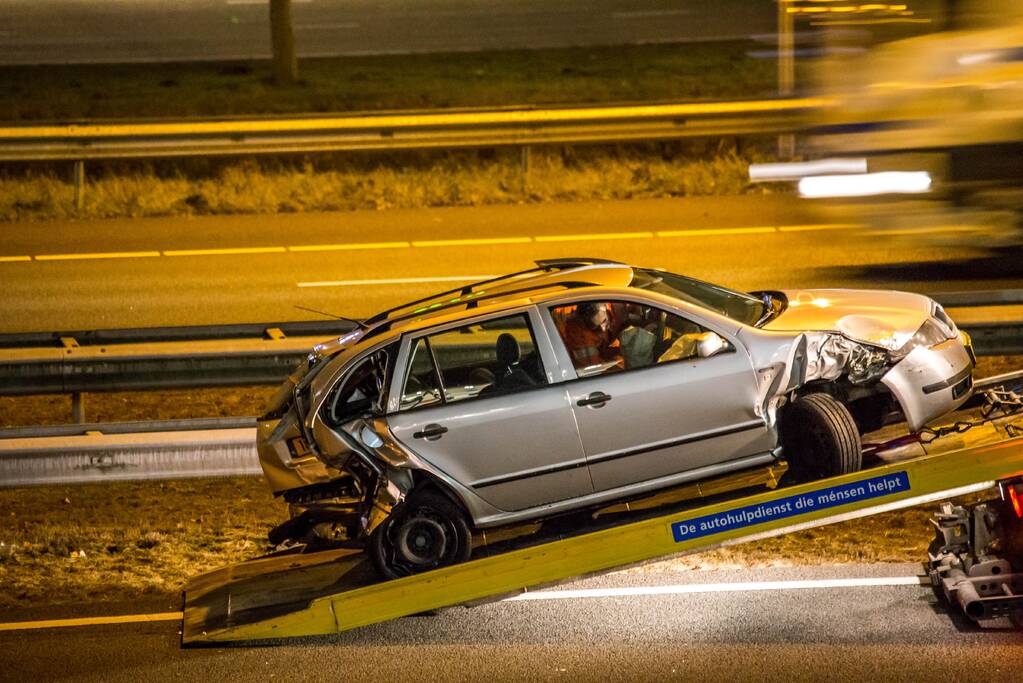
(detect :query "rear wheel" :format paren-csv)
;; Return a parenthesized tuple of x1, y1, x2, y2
(369, 489, 472, 580)
(781, 393, 862, 482)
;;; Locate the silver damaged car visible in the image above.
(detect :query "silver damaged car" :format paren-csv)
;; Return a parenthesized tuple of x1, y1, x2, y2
(257, 258, 975, 577)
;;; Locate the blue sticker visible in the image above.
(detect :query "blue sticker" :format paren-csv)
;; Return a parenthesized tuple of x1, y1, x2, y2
(671, 471, 910, 543)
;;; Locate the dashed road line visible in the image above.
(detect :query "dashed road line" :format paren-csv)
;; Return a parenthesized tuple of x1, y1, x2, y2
(163, 246, 287, 256)
(297, 275, 497, 288)
(34, 251, 161, 261)
(0, 611, 183, 632)
(7, 223, 866, 264)
(657, 227, 774, 237)
(535, 231, 654, 242)
(412, 237, 532, 247)
(288, 241, 410, 252)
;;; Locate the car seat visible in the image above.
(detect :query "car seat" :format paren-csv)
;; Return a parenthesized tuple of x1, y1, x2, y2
(494, 333, 537, 390)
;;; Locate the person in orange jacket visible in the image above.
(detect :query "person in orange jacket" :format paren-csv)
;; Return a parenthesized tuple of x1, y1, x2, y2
(560, 301, 625, 373)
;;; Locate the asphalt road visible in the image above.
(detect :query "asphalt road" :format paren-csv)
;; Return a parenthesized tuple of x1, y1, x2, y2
(1, 195, 1021, 333)
(1, 0, 774, 66)
(0, 564, 1019, 682)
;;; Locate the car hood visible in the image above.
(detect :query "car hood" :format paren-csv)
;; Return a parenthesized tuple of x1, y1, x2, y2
(762, 288, 933, 351)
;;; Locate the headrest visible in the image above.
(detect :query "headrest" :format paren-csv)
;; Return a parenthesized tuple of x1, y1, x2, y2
(496, 333, 521, 366)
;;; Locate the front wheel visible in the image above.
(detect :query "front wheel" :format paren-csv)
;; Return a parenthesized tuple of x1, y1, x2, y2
(780, 393, 862, 482)
(369, 489, 472, 580)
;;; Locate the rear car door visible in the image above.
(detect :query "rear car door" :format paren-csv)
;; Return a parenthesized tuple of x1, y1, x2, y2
(543, 297, 773, 493)
(386, 308, 592, 512)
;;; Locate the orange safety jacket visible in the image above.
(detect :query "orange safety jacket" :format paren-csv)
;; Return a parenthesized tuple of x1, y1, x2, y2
(561, 317, 624, 370)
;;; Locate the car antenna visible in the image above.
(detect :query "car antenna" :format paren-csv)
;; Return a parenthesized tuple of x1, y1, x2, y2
(294, 305, 368, 329)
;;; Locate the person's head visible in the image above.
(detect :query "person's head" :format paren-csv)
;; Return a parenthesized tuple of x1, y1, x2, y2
(576, 302, 609, 330)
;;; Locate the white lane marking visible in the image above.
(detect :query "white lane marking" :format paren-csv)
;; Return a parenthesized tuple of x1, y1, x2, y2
(0, 576, 923, 631)
(297, 275, 497, 288)
(288, 241, 410, 252)
(613, 10, 691, 19)
(505, 576, 924, 601)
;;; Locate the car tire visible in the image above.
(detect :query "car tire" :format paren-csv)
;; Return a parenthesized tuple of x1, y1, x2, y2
(369, 489, 472, 580)
(781, 393, 862, 482)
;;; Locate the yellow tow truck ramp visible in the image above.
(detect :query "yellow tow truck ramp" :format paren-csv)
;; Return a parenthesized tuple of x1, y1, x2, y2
(182, 415, 1023, 645)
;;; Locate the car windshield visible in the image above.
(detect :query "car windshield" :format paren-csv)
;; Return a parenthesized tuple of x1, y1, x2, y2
(629, 268, 767, 327)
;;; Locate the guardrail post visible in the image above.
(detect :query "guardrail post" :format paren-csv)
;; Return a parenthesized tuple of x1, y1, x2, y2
(71, 392, 86, 424)
(520, 145, 531, 192)
(73, 160, 85, 212)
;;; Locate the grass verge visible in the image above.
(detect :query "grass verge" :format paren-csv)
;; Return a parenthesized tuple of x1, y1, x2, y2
(0, 478, 957, 610)
(0, 142, 769, 222)
(0, 41, 775, 122)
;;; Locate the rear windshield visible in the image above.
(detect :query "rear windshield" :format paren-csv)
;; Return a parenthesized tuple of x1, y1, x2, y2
(629, 268, 766, 327)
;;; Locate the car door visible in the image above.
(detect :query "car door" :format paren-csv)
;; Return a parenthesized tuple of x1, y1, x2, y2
(543, 297, 774, 493)
(385, 308, 592, 512)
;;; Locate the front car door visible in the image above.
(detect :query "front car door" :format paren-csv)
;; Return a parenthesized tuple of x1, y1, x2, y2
(385, 307, 592, 514)
(541, 295, 775, 493)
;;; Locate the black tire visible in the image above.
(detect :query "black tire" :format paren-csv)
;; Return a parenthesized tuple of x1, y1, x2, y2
(781, 393, 862, 482)
(369, 489, 472, 580)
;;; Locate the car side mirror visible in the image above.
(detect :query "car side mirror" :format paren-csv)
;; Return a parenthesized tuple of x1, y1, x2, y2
(696, 332, 729, 359)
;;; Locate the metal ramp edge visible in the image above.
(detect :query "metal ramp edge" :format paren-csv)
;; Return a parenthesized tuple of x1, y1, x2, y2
(183, 434, 1023, 645)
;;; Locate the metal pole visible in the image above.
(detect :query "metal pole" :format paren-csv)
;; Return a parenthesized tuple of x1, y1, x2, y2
(73, 160, 85, 212)
(270, 0, 299, 83)
(71, 392, 86, 424)
(520, 145, 532, 193)
(777, 1, 796, 159)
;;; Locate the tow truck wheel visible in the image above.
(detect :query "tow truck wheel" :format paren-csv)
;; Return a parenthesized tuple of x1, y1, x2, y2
(369, 490, 472, 580)
(781, 393, 862, 482)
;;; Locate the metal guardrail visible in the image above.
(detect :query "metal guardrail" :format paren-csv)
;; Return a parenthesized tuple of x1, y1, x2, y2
(0, 291, 1018, 398)
(0, 98, 827, 162)
(2, 367, 1021, 488)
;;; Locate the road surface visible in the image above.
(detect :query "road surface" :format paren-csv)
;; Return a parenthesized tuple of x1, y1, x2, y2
(0, 564, 1019, 682)
(1, 195, 1020, 333)
(1, 0, 774, 65)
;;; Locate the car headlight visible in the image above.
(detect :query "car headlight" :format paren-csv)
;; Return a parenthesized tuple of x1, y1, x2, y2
(846, 342, 890, 385)
(892, 319, 952, 361)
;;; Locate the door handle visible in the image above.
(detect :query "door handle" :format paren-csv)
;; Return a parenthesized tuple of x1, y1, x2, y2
(577, 391, 612, 407)
(413, 424, 448, 440)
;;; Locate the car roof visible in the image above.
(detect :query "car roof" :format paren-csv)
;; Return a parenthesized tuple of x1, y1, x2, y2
(357, 258, 635, 343)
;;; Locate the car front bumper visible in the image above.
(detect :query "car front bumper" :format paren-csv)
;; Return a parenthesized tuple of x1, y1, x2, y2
(881, 332, 975, 432)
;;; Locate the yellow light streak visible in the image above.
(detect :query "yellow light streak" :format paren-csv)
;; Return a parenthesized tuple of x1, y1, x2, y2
(0, 255, 31, 262)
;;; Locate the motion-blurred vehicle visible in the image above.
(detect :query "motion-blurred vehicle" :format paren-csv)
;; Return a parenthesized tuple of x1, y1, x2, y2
(807, 10, 1023, 244)
(257, 259, 975, 578)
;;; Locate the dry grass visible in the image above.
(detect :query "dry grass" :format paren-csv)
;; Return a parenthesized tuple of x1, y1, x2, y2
(0, 144, 766, 222)
(0, 478, 286, 610)
(0, 476, 969, 609)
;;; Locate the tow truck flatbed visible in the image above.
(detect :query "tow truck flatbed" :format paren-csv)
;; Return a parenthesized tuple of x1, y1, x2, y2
(183, 405, 1023, 645)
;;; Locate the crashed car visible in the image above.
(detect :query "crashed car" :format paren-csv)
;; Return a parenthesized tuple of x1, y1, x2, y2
(257, 258, 975, 578)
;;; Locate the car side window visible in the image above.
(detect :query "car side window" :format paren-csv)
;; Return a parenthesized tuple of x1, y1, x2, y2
(400, 338, 444, 411)
(322, 343, 397, 427)
(399, 313, 547, 411)
(550, 300, 731, 378)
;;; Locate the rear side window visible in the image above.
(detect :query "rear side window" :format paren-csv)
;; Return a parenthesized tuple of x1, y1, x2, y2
(399, 313, 547, 410)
